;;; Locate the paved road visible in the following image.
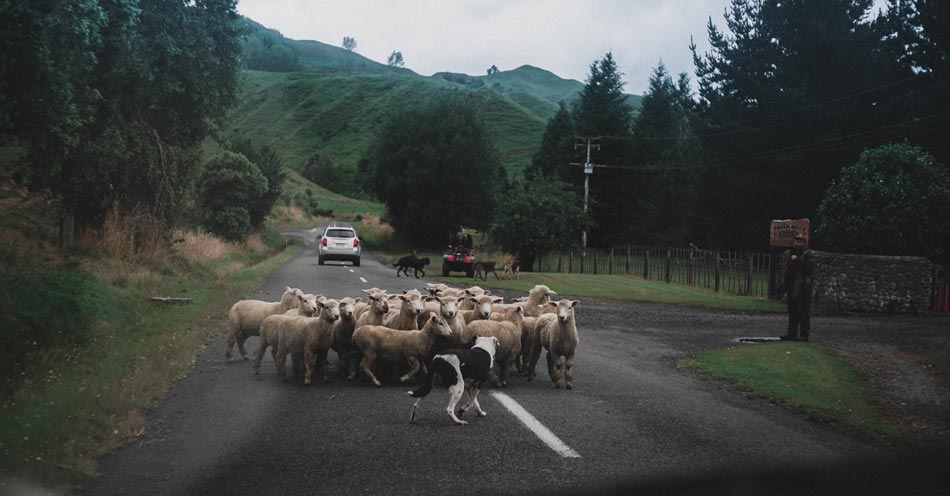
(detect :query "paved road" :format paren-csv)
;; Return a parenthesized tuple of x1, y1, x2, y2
(76, 225, 948, 495)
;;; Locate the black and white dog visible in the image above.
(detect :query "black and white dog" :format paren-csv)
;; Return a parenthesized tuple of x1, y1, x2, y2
(408, 336, 499, 425)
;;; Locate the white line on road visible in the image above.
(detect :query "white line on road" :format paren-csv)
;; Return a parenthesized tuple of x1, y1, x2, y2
(490, 392, 580, 458)
(349, 269, 355, 273)
(359, 277, 368, 283)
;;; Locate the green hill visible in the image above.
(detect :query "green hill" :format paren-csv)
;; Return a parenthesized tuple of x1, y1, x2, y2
(223, 19, 642, 200)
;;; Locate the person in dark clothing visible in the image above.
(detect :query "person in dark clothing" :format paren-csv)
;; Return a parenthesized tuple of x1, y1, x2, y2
(782, 233, 815, 341)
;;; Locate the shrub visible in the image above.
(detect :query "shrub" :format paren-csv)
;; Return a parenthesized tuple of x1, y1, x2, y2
(817, 143, 950, 256)
(197, 152, 267, 242)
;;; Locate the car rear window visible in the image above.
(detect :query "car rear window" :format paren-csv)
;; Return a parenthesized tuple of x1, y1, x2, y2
(325, 229, 356, 238)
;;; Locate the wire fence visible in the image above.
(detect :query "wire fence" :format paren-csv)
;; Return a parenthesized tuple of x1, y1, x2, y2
(523, 245, 773, 298)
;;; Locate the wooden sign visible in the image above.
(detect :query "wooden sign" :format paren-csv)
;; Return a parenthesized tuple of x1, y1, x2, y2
(770, 219, 810, 247)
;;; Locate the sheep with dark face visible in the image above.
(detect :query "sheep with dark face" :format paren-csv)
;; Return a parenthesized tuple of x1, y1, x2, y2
(331, 297, 362, 378)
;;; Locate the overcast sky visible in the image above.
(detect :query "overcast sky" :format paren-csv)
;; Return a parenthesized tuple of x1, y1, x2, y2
(236, 0, 887, 95)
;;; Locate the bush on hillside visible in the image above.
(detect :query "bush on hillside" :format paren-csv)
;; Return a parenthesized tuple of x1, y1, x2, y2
(197, 152, 268, 242)
(817, 143, 950, 256)
(227, 138, 287, 227)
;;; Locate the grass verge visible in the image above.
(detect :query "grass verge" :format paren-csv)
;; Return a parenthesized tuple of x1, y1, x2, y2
(679, 343, 905, 442)
(0, 237, 301, 488)
(443, 271, 785, 314)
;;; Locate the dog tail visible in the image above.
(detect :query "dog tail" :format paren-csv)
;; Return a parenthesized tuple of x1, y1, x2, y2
(408, 356, 440, 398)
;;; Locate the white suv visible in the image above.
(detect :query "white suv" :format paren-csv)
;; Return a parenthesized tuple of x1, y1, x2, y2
(318, 226, 361, 266)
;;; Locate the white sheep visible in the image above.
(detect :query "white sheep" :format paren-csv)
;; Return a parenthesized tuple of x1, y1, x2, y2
(536, 300, 580, 389)
(224, 287, 301, 360)
(459, 286, 490, 310)
(384, 289, 427, 330)
(283, 293, 323, 317)
(331, 296, 362, 378)
(274, 299, 341, 385)
(461, 295, 504, 324)
(461, 305, 525, 387)
(356, 290, 391, 327)
(419, 294, 466, 349)
(352, 314, 453, 386)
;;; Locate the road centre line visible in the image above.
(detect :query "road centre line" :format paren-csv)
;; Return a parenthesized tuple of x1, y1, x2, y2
(359, 277, 368, 283)
(349, 269, 355, 273)
(490, 392, 581, 458)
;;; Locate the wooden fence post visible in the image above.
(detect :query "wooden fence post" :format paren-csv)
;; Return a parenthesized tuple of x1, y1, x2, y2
(714, 251, 721, 292)
(609, 247, 614, 275)
(580, 252, 585, 274)
(665, 249, 673, 283)
(593, 249, 599, 274)
(643, 249, 650, 280)
(557, 253, 562, 273)
(687, 248, 694, 286)
(569, 250, 574, 274)
(746, 253, 754, 295)
(625, 245, 631, 275)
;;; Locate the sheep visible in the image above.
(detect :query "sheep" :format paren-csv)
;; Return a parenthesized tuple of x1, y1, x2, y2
(351, 314, 453, 386)
(331, 297, 362, 378)
(356, 290, 391, 327)
(224, 287, 302, 360)
(283, 293, 323, 317)
(418, 294, 466, 351)
(459, 286, 490, 310)
(461, 305, 525, 387)
(274, 299, 341, 385)
(461, 295, 504, 324)
(535, 300, 580, 389)
(497, 284, 557, 317)
(384, 289, 426, 330)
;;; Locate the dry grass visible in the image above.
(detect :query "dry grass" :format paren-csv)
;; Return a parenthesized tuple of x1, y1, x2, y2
(355, 214, 394, 246)
(170, 229, 240, 263)
(269, 205, 312, 226)
(78, 207, 166, 264)
(0, 226, 37, 259)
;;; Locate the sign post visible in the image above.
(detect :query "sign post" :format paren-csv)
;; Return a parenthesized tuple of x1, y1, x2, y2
(768, 219, 810, 299)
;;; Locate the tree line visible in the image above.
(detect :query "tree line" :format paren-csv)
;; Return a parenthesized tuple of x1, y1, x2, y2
(0, 1, 286, 244)
(368, 0, 949, 263)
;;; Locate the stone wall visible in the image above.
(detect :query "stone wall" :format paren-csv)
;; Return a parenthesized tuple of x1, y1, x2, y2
(808, 250, 933, 314)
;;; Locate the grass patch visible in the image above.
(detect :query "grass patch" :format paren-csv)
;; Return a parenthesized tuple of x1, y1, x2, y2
(452, 271, 784, 314)
(679, 343, 905, 442)
(0, 234, 301, 486)
(914, 354, 950, 388)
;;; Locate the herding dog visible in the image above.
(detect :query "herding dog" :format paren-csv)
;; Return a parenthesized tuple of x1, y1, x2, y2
(504, 259, 520, 280)
(393, 256, 431, 278)
(473, 261, 501, 281)
(408, 336, 499, 425)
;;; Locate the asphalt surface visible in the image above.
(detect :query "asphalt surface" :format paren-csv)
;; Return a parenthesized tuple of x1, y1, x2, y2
(75, 224, 950, 496)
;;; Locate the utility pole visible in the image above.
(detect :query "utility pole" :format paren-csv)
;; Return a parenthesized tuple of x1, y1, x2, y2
(570, 137, 604, 254)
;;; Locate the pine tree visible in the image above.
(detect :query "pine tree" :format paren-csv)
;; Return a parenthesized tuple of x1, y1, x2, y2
(527, 102, 576, 181)
(568, 53, 637, 246)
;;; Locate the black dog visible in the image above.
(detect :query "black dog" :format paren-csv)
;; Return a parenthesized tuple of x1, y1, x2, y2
(393, 256, 430, 278)
(408, 336, 499, 425)
(473, 261, 501, 281)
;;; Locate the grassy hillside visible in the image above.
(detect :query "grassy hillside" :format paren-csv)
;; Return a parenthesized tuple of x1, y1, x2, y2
(223, 20, 643, 200)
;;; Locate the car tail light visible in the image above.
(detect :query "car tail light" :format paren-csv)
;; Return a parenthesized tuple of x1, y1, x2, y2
(447, 255, 455, 262)
(353, 238, 359, 247)
(465, 256, 472, 263)
(321, 237, 327, 246)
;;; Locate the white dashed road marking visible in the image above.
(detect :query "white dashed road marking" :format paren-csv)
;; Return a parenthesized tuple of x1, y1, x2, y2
(490, 392, 581, 458)
(349, 269, 355, 273)
(359, 277, 368, 283)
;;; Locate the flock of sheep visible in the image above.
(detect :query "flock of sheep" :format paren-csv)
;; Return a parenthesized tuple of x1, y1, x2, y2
(223, 283, 580, 390)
